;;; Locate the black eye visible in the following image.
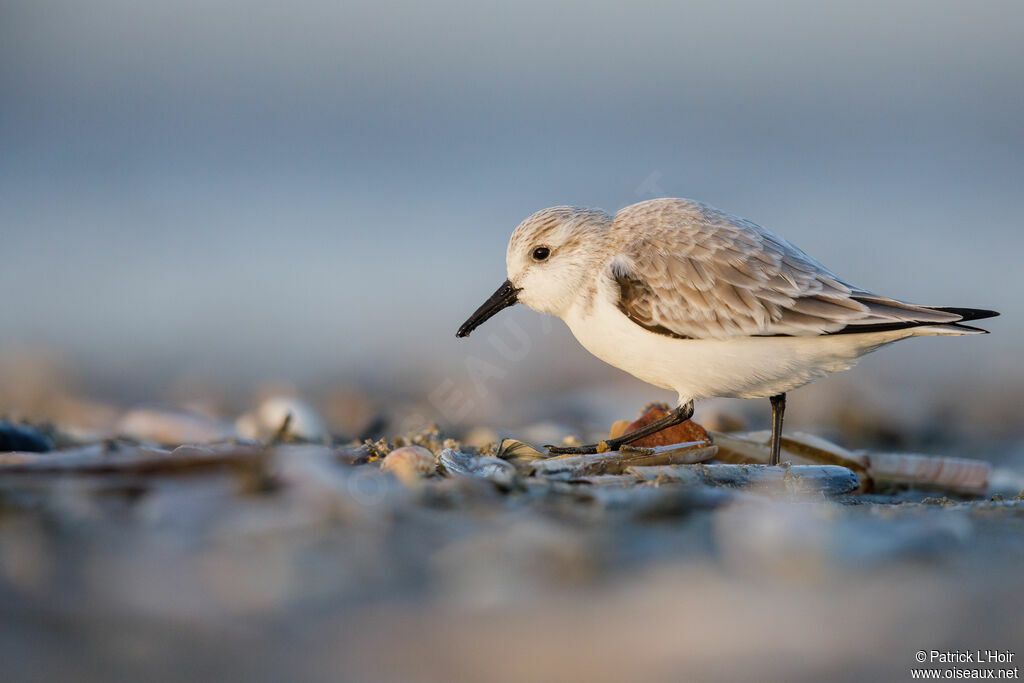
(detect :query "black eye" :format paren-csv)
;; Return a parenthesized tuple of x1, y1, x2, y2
(532, 246, 550, 261)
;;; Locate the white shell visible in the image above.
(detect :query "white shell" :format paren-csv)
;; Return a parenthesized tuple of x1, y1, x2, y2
(236, 396, 329, 443)
(867, 452, 990, 496)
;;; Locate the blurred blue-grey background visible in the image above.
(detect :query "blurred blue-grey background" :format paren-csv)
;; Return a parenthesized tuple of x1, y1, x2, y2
(2, 0, 1022, 429)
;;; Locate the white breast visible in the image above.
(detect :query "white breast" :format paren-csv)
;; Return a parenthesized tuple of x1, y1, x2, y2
(562, 282, 915, 402)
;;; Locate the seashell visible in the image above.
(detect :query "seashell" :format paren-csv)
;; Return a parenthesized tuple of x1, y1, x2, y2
(495, 438, 548, 472)
(438, 449, 520, 490)
(866, 452, 990, 496)
(531, 442, 717, 480)
(235, 396, 329, 443)
(380, 445, 436, 485)
(713, 431, 992, 495)
(627, 463, 860, 496)
(116, 408, 236, 446)
(0, 421, 54, 453)
(712, 430, 872, 492)
(609, 405, 711, 447)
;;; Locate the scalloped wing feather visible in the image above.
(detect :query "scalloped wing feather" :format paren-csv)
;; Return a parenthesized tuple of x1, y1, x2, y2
(609, 199, 962, 340)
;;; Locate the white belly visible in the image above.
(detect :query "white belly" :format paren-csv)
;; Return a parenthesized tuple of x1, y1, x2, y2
(563, 298, 913, 402)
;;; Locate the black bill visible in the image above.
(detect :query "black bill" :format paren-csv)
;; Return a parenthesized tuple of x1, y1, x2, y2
(456, 279, 520, 338)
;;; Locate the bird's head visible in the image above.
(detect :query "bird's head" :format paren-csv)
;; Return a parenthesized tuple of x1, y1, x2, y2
(456, 206, 613, 337)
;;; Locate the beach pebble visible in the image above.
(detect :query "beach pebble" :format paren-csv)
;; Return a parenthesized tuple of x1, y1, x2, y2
(116, 409, 236, 446)
(381, 445, 436, 484)
(236, 396, 329, 443)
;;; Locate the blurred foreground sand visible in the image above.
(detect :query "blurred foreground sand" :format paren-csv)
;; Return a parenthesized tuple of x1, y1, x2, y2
(1, 348, 1022, 682)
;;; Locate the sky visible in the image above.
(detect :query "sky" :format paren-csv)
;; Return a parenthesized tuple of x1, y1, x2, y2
(1, 0, 1022, 405)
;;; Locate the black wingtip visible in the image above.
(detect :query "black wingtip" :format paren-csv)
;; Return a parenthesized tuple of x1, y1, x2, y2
(933, 307, 1000, 322)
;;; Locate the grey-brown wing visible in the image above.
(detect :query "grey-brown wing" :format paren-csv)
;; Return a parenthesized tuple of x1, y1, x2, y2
(609, 199, 962, 339)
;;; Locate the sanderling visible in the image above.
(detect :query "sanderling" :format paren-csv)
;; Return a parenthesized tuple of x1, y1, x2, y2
(457, 198, 998, 464)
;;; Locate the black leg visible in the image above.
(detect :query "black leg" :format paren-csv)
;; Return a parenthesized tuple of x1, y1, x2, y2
(547, 401, 695, 455)
(769, 393, 786, 466)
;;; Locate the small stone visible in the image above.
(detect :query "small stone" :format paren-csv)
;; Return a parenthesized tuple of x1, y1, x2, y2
(381, 445, 436, 485)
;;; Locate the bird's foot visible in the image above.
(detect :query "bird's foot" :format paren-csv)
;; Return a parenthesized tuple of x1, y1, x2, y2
(545, 440, 614, 455)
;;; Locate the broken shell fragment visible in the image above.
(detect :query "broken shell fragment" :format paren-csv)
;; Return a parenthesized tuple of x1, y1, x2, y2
(712, 430, 872, 492)
(380, 445, 436, 485)
(438, 449, 520, 490)
(713, 431, 991, 496)
(867, 452, 990, 496)
(531, 442, 717, 480)
(627, 464, 860, 497)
